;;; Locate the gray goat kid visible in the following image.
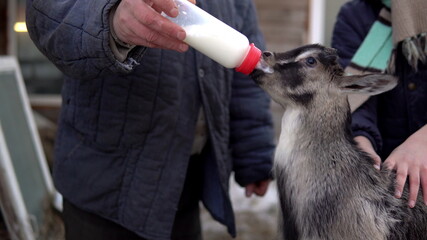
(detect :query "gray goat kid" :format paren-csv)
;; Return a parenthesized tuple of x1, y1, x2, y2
(250, 44, 427, 240)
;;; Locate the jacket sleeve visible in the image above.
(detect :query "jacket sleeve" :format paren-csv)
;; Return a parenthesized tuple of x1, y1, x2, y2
(26, 0, 146, 80)
(229, 0, 275, 187)
(331, 0, 382, 152)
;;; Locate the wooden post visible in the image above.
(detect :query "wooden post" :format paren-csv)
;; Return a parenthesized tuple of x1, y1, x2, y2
(0, 0, 7, 55)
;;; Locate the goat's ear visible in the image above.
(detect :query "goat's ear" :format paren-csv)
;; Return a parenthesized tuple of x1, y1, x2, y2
(338, 74, 398, 95)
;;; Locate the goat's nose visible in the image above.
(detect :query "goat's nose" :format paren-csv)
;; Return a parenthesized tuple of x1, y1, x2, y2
(263, 51, 273, 58)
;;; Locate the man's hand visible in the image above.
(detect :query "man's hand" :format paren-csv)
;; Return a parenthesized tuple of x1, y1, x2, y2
(112, 0, 195, 52)
(383, 125, 427, 208)
(245, 180, 270, 197)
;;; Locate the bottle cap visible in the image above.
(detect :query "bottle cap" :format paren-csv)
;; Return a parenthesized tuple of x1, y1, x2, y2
(235, 43, 262, 75)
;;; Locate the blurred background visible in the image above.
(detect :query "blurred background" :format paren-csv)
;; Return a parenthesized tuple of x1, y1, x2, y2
(0, 0, 347, 239)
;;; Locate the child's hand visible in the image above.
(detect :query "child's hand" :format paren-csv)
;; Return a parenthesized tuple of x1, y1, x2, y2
(354, 136, 382, 170)
(383, 125, 427, 208)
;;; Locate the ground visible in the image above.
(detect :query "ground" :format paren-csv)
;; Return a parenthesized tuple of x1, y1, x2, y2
(202, 178, 279, 240)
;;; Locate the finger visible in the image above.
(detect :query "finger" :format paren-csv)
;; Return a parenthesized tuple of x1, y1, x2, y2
(115, 16, 188, 52)
(136, 3, 186, 41)
(119, 24, 187, 51)
(138, 39, 188, 52)
(143, 0, 154, 7)
(383, 157, 396, 171)
(188, 0, 196, 4)
(408, 171, 420, 208)
(137, 29, 188, 51)
(394, 165, 408, 199)
(139, 36, 189, 52)
(150, 0, 179, 17)
(245, 185, 254, 197)
(151, 4, 165, 14)
(421, 165, 427, 205)
(371, 154, 381, 170)
(254, 181, 269, 196)
(354, 137, 382, 169)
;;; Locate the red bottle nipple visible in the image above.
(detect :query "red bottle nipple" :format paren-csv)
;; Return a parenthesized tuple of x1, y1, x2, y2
(235, 43, 262, 75)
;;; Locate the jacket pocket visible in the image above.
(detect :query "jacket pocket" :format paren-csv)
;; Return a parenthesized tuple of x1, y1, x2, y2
(53, 123, 128, 218)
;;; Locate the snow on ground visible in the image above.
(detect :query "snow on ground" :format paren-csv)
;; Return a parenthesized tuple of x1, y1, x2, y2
(202, 176, 279, 240)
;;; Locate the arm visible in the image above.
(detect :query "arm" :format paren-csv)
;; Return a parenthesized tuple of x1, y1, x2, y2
(333, 1, 426, 207)
(230, 75, 274, 198)
(230, 0, 275, 197)
(26, 0, 186, 80)
(331, 1, 382, 159)
(351, 97, 382, 160)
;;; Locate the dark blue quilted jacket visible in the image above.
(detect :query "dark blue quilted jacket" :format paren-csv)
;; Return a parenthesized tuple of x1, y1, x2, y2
(26, 0, 275, 239)
(332, 0, 427, 159)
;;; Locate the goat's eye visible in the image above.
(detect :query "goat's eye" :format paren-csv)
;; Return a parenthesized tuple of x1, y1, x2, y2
(306, 57, 317, 67)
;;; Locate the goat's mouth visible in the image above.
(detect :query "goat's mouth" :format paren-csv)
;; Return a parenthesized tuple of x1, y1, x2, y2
(250, 69, 265, 84)
(256, 57, 274, 74)
(250, 58, 273, 84)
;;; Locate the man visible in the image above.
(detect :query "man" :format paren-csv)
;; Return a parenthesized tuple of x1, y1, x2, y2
(26, 0, 275, 239)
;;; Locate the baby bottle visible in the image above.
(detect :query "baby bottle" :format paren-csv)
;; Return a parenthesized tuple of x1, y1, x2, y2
(164, 0, 261, 75)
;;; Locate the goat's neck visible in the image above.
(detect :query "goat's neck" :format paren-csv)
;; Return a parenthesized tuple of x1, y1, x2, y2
(274, 96, 360, 219)
(275, 95, 355, 171)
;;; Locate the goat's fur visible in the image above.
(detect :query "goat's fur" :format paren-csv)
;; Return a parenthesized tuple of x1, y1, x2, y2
(251, 44, 427, 240)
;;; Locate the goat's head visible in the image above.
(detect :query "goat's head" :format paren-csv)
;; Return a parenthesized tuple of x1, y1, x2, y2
(251, 44, 398, 109)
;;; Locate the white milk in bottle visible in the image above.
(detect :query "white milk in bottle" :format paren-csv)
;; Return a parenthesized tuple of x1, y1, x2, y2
(163, 0, 261, 74)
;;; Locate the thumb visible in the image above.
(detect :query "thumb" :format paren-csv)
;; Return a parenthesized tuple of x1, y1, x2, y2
(370, 152, 382, 170)
(354, 136, 381, 170)
(245, 184, 254, 197)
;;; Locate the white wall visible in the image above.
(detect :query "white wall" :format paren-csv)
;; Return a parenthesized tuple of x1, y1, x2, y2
(308, 0, 348, 46)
